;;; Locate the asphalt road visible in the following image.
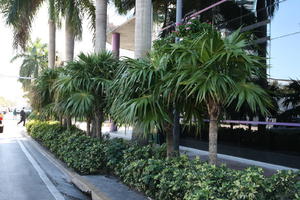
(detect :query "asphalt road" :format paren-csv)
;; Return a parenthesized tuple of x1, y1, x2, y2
(0, 118, 90, 200)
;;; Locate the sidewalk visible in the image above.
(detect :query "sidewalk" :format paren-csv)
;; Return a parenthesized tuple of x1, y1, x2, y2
(100, 127, 299, 176)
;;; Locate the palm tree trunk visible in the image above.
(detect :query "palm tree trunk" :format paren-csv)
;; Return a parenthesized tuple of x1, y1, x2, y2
(208, 116, 218, 165)
(207, 101, 220, 165)
(91, 120, 96, 137)
(59, 116, 63, 126)
(65, 15, 75, 62)
(95, 0, 107, 53)
(94, 115, 101, 138)
(67, 117, 72, 130)
(172, 109, 180, 155)
(92, 110, 103, 138)
(63, 117, 72, 130)
(48, 19, 56, 68)
(165, 123, 174, 158)
(87, 118, 91, 136)
(131, 0, 153, 143)
(134, 0, 152, 58)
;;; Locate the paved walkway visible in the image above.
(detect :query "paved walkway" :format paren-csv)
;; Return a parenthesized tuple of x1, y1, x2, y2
(180, 138, 300, 169)
(97, 126, 299, 176)
(0, 119, 89, 200)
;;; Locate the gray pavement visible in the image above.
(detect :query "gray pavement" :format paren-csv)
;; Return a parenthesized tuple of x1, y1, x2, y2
(0, 119, 89, 200)
(0, 137, 55, 200)
(180, 138, 300, 169)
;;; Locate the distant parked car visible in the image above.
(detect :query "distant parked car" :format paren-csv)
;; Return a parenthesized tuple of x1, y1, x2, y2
(0, 112, 4, 133)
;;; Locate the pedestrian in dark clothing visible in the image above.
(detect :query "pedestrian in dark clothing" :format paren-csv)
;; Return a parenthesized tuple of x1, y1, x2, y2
(17, 108, 26, 126)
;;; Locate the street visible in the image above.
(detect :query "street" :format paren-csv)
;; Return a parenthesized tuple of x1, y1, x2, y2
(0, 118, 90, 200)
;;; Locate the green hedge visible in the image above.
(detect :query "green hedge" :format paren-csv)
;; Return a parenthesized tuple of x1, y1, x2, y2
(26, 120, 300, 200)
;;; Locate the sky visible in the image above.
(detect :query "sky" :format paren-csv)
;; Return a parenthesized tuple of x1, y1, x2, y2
(269, 0, 300, 80)
(0, 0, 299, 106)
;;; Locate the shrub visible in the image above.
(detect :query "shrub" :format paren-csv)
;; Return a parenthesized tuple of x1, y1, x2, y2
(26, 120, 300, 200)
(103, 138, 129, 172)
(264, 170, 300, 200)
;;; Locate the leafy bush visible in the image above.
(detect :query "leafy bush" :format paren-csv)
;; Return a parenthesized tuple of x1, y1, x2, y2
(26, 120, 300, 199)
(103, 138, 129, 172)
(26, 121, 106, 174)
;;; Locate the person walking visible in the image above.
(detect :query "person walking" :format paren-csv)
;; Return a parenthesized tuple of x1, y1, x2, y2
(17, 108, 26, 126)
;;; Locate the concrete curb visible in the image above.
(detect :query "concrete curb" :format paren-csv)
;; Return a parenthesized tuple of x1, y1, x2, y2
(21, 130, 111, 200)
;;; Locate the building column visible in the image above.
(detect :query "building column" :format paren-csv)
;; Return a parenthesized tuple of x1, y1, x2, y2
(112, 32, 120, 58)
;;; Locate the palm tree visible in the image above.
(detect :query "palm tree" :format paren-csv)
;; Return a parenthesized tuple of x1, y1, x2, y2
(109, 51, 204, 157)
(56, 0, 95, 62)
(11, 39, 48, 91)
(169, 23, 272, 164)
(1, 0, 95, 65)
(54, 52, 119, 137)
(1, 0, 59, 68)
(30, 67, 62, 120)
(277, 79, 300, 121)
(95, 0, 107, 52)
(134, 0, 152, 58)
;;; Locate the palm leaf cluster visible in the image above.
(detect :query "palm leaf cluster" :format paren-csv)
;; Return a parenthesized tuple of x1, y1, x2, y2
(0, 0, 45, 49)
(109, 56, 172, 135)
(110, 23, 271, 159)
(283, 80, 300, 109)
(277, 80, 300, 121)
(172, 28, 270, 113)
(11, 39, 48, 91)
(32, 51, 119, 137)
(168, 24, 272, 163)
(30, 67, 62, 120)
(56, 0, 95, 40)
(0, 0, 95, 49)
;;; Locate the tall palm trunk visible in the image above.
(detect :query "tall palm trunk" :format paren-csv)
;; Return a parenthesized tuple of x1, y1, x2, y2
(48, 19, 56, 68)
(207, 100, 220, 165)
(65, 15, 75, 62)
(91, 0, 107, 138)
(134, 0, 152, 58)
(95, 0, 107, 52)
(131, 0, 153, 143)
(63, 15, 75, 130)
